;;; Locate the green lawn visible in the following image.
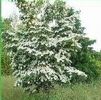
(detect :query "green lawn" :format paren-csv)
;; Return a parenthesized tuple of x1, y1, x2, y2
(2, 76, 101, 100)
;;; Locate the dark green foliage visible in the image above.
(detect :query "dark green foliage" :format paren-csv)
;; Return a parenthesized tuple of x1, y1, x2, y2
(71, 37, 100, 81)
(93, 51, 101, 61)
(1, 19, 12, 75)
(93, 51, 101, 75)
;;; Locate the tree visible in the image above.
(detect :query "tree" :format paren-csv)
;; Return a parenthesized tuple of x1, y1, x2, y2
(71, 37, 100, 81)
(1, 18, 12, 75)
(3, 0, 87, 93)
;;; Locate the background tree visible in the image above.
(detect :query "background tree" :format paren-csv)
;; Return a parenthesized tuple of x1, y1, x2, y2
(70, 37, 101, 82)
(1, 18, 12, 75)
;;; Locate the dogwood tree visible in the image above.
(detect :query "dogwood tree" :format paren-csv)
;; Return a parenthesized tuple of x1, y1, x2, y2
(3, 0, 87, 93)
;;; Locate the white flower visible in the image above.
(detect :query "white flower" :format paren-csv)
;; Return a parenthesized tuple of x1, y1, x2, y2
(48, 19, 58, 28)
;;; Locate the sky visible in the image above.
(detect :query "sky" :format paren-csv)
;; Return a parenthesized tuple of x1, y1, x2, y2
(1, 0, 101, 51)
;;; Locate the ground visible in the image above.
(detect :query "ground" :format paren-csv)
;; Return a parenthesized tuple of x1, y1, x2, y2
(2, 76, 101, 100)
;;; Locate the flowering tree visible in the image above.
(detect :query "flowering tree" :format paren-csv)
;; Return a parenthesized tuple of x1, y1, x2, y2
(3, 0, 87, 93)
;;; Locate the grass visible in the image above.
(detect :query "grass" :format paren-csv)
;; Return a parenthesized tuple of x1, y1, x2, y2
(1, 76, 101, 100)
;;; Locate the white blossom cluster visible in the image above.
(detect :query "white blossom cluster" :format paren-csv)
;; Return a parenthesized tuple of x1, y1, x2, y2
(3, 0, 87, 93)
